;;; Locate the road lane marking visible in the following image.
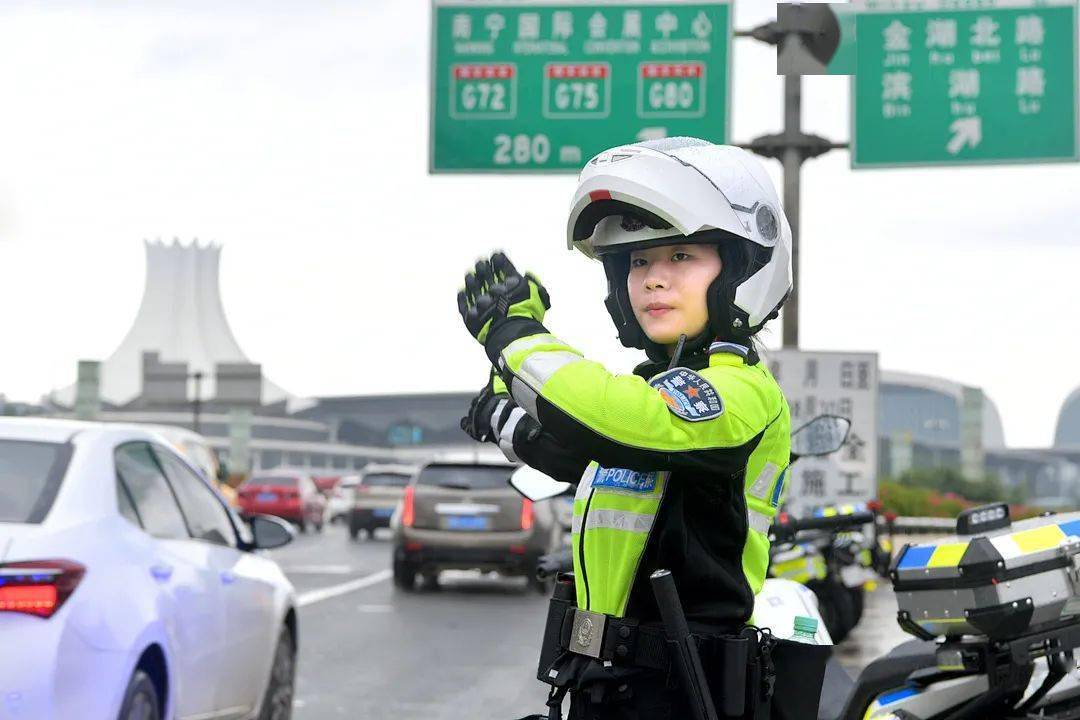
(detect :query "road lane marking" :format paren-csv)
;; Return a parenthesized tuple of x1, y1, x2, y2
(282, 564, 355, 574)
(297, 569, 392, 607)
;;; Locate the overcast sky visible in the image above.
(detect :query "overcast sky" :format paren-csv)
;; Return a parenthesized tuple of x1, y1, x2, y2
(0, 0, 1076, 448)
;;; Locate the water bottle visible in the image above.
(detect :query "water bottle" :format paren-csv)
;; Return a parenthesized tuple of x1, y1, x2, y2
(792, 615, 819, 644)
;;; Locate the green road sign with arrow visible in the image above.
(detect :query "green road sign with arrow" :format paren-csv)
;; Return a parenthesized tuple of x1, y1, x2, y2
(852, 0, 1078, 168)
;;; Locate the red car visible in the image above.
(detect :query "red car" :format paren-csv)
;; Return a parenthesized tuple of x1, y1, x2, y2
(312, 475, 341, 494)
(238, 472, 326, 533)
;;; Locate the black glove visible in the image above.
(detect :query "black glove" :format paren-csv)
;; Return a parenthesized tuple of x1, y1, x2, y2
(460, 373, 506, 443)
(457, 252, 550, 343)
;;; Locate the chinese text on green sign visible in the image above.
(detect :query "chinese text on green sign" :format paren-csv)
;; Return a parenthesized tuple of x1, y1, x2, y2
(430, 1, 731, 173)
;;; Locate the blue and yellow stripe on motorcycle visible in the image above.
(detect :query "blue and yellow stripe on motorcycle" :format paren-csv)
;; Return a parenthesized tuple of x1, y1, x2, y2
(895, 518, 1080, 570)
(993, 520, 1080, 559)
(813, 503, 867, 518)
(864, 686, 921, 719)
(895, 543, 965, 570)
(864, 674, 988, 719)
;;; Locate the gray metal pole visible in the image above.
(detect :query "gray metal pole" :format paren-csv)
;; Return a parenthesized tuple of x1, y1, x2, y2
(192, 371, 204, 434)
(737, 19, 848, 351)
(782, 72, 802, 349)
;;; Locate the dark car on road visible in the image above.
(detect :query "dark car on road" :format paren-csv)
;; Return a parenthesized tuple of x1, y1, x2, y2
(349, 463, 415, 540)
(391, 460, 562, 592)
(238, 471, 327, 533)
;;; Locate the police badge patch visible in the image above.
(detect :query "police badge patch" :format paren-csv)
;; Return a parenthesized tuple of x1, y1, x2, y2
(648, 367, 724, 422)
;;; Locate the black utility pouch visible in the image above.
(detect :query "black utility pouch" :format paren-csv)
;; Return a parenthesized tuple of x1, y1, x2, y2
(695, 627, 830, 720)
(537, 580, 576, 683)
(696, 628, 762, 719)
(767, 637, 831, 720)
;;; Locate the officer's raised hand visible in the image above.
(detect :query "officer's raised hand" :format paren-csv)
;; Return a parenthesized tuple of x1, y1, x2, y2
(457, 252, 550, 343)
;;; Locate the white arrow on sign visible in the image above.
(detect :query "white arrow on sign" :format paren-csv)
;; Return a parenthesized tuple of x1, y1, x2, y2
(946, 116, 982, 155)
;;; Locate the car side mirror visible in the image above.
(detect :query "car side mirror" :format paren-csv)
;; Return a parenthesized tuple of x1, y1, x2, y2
(249, 514, 295, 550)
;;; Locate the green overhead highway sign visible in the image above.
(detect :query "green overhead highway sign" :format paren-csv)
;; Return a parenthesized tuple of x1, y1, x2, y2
(852, 0, 1078, 168)
(430, 1, 732, 173)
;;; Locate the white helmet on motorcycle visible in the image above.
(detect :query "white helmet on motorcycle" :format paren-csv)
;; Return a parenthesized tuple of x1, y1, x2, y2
(566, 137, 792, 359)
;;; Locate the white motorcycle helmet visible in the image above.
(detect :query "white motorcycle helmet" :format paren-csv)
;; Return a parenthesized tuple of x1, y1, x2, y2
(566, 137, 793, 361)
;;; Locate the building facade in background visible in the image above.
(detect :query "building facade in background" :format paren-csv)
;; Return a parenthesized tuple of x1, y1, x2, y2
(878, 370, 1006, 478)
(1056, 388, 1080, 450)
(880, 372, 1080, 507)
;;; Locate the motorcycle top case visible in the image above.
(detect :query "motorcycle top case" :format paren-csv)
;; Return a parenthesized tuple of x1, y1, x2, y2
(891, 511, 1080, 638)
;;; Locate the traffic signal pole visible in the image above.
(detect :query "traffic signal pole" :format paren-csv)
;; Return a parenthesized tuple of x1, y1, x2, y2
(736, 17, 848, 349)
(781, 72, 804, 350)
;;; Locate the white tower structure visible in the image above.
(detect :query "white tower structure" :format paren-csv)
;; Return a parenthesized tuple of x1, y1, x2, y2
(51, 240, 290, 407)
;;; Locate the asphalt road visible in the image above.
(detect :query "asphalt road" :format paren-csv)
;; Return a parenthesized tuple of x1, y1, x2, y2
(268, 523, 551, 720)
(268, 523, 911, 720)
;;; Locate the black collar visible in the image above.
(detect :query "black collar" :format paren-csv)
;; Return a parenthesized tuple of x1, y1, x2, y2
(634, 340, 759, 379)
(632, 352, 710, 379)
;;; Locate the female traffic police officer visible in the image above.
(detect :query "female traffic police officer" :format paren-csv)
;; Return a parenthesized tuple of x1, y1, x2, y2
(458, 138, 803, 720)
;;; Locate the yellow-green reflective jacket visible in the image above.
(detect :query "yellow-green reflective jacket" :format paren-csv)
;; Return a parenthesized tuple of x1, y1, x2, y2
(486, 319, 791, 624)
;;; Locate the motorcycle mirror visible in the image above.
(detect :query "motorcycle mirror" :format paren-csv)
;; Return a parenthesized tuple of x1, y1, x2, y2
(508, 465, 572, 502)
(790, 415, 851, 458)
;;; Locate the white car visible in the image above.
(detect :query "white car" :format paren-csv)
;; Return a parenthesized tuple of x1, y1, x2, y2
(324, 474, 359, 525)
(0, 418, 298, 720)
(141, 424, 221, 484)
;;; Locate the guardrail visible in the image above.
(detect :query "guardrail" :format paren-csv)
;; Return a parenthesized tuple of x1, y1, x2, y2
(883, 516, 957, 535)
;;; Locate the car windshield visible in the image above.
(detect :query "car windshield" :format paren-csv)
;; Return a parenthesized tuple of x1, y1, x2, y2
(416, 465, 513, 491)
(363, 473, 410, 488)
(248, 476, 299, 487)
(0, 439, 71, 523)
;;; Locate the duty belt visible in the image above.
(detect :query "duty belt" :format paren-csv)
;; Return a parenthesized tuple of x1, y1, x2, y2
(559, 608, 671, 670)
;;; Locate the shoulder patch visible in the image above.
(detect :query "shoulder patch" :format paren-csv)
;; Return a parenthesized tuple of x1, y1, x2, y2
(648, 367, 724, 422)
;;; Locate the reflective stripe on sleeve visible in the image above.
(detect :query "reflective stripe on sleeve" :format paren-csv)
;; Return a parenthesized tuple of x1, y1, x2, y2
(748, 462, 779, 500)
(572, 509, 655, 534)
(491, 399, 509, 434)
(748, 508, 772, 534)
(510, 377, 539, 418)
(501, 333, 562, 358)
(497, 407, 526, 463)
(520, 351, 582, 388)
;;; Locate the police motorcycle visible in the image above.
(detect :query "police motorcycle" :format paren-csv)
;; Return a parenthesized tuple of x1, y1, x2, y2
(797, 500, 1080, 720)
(769, 502, 886, 644)
(769, 510, 869, 644)
(510, 414, 853, 720)
(522, 487, 1080, 719)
